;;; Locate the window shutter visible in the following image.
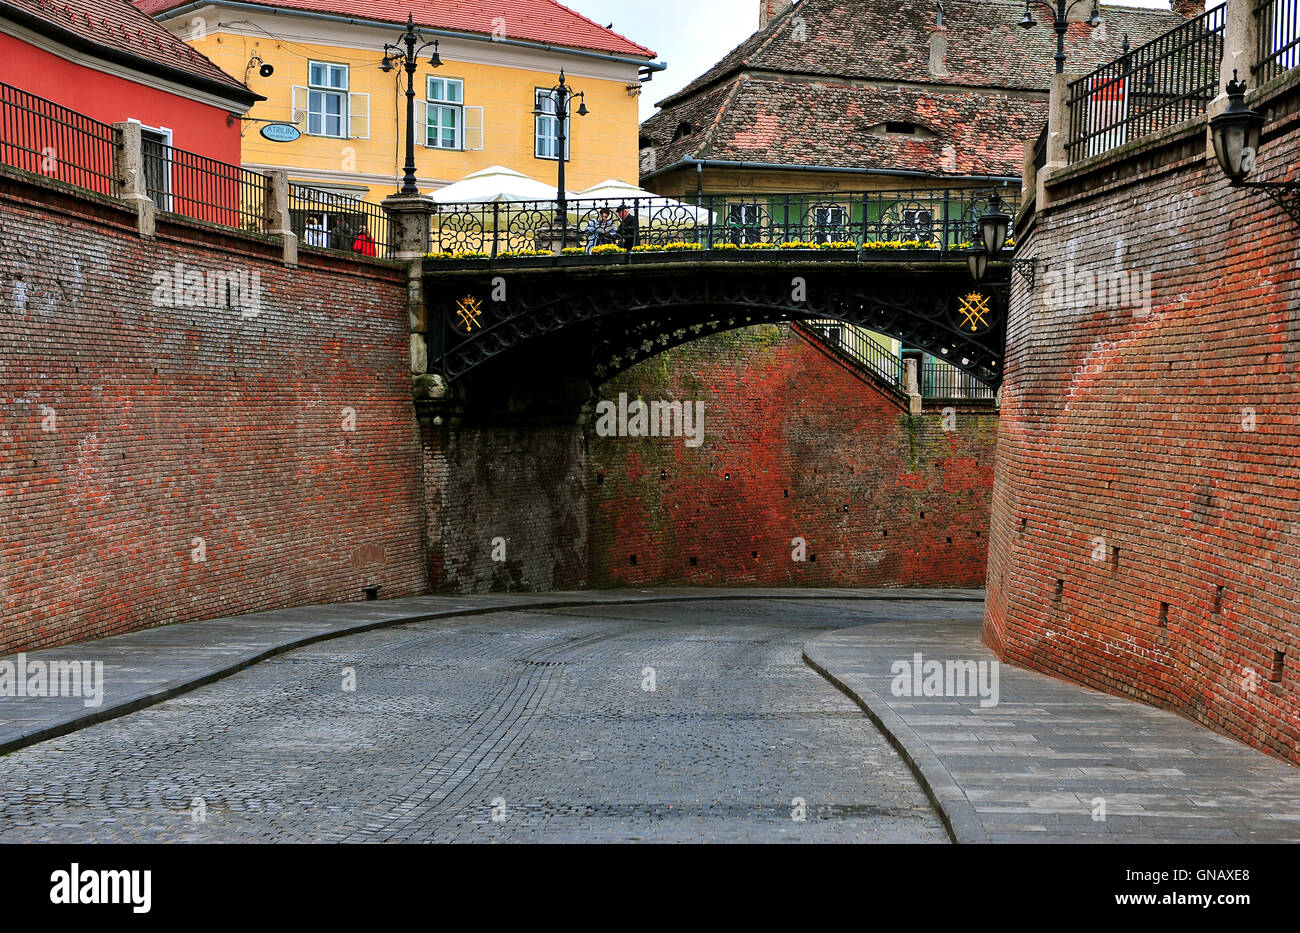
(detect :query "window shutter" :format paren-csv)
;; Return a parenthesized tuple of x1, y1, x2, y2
(464, 106, 484, 151)
(348, 92, 369, 139)
(414, 100, 429, 146)
(292, 85, 309, 126)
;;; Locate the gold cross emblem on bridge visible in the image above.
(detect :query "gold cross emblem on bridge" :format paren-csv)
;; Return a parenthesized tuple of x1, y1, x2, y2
(454, 295, 484, 333)
(958, 291, 991, 333)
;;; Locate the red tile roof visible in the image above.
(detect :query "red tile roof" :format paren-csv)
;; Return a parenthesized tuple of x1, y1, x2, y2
(135, 0, 658, 59)
(2, 0, 257, 100)
(642, 0, 1196, 179)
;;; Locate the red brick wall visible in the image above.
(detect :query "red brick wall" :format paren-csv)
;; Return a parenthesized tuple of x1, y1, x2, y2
(986, 101, 1300, 763)
(588, 324, 998, 588)
(0, 171, 428, 653)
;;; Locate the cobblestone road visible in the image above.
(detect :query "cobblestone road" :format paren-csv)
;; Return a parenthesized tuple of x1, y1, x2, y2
(0, 599, 961, 843)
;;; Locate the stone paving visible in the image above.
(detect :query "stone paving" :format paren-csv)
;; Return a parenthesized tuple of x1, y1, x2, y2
(804, 617, 1300, 844)
(0, 599, 964, 843)
(0, 587, 981, 756)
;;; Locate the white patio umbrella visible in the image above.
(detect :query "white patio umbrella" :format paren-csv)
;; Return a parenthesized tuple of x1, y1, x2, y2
(575, 179, 715, 223)
(430, 165, 577, 204)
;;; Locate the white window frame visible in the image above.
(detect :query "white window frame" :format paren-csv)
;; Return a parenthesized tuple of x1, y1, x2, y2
(306, 61, 349, 139)
(130, 119, 173, 212)
(534, 88, 569, 161)
(813, 205, 849, 243)
(426, 76, 464, 150)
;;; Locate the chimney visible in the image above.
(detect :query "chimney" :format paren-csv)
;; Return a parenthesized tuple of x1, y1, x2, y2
(759, 0, 794, 29)
(1172, 0, 1205, 16)
(929, 26, 949, 76)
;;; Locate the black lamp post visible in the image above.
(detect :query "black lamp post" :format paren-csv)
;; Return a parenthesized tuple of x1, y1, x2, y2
(1020, 0, 1102, 74)
(533, 70, 588, 249)
(381, 14, 443, 195)
(1209, 72, 1300, 225)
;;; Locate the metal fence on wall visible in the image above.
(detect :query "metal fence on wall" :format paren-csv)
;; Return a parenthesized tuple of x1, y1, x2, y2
(1255, 0, 1300, 83)
(140, 137, 266, 232)
(0, 80, 116, 195)
(289, 184, 391, 258)
(1067, 5, 1226, 164)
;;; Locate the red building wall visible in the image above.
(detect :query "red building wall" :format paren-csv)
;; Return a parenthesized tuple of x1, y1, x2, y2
(0, 34, 242, 164)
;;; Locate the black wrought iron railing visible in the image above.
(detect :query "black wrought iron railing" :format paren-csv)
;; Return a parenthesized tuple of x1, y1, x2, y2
(1255, 0, 1300, 83)
(922, 356, 996, 400)
(289, 183, 391, 258)
(428, 188, 1019, 257)
(140, 138, 266, 232)
(0, 80, 116, 195)
(802, 321, 904, 390)
(1066, 4, 1226, 164)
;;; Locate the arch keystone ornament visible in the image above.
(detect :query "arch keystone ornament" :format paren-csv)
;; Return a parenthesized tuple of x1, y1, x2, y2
(956, 289, 994, 334)
(454, 295, 485, 333)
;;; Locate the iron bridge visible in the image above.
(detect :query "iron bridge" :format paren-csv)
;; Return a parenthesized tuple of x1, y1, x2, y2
(423, 187, 1017, 390)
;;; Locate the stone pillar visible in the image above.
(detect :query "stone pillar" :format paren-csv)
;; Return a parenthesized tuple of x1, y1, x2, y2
(903, 356, 923, 416)
(1209, 1, 1260, 157)
(1039, 72, 1080, 209)
(1021, 139, 1038, 203)
(262, 169, 297, 268)
(111, 121, 154, 238)
(382, 193, 436, 379)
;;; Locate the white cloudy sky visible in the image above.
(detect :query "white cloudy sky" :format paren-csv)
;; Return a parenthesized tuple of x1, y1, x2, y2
(561, 1, 1217, 120)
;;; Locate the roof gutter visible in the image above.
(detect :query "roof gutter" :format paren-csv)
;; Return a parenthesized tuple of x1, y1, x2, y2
(0, 0, 263, 107)
(642, 155, 1022, 186)
(155, 1, 667, 74)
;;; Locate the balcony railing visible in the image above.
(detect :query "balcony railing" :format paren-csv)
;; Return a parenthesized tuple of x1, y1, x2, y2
(289, 183, 391, 258)
(1255, 0, 1300, 83)
(0, 80, 116, 195)
(1066, 4, 1226, 164)
(429, 188, 1019, 257)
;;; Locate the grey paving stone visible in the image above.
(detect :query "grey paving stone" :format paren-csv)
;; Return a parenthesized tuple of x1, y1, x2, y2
(804, 617, 1300, 843)
(0, 599, 955, 844)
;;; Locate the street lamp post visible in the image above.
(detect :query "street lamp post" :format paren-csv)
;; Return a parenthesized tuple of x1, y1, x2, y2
(381, 14, 443, 195)
(533, 70, 588, 249)
(1019, 0, 1102, 74)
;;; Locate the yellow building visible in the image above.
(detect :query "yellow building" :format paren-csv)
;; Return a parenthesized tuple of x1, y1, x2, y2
(139, 0, 661, 203)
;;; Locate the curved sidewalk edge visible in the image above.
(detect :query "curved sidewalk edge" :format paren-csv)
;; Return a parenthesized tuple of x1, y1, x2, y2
(803, 621, 1300, 845)
(803, 641, 990, 845)
(0, 588, 982, 758)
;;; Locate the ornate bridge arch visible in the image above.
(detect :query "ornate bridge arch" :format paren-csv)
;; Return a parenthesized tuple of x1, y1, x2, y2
(427, 258, 1006, 390)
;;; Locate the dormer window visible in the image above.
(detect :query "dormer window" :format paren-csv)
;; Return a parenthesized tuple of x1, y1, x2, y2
(672, 121, 695, 141)
(866, 121, 937, 139)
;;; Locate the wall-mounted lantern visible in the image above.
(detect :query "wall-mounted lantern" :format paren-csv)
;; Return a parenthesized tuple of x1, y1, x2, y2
(1210, 71, 1300, 224)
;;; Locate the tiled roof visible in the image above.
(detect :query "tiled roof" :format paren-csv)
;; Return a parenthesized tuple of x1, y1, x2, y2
(643, 77, 1048, 177)
(135, 0, 658, 58)
(643, 0, 1197, 179)
(2, 0, 256, 98)
(658, 0, 1192, 106)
